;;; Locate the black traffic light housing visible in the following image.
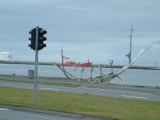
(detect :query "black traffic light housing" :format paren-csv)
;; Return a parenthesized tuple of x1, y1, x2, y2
(28, 27, 47, 51)
(28, 28, 36, 50)
(38, 28, 47, 50)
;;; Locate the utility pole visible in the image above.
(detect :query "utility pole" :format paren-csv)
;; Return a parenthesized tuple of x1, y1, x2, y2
(126, 25, 133, 63)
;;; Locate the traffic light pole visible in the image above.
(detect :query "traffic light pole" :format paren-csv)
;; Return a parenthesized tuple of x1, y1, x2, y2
(29, 26, 47, 105)
(32, 26, 39, 105)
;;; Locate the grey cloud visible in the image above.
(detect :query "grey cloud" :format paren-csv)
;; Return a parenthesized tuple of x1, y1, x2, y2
(0, 0, 160, 64)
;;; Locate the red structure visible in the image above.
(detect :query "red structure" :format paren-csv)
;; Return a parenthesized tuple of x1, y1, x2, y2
(62, 60, 92, 67)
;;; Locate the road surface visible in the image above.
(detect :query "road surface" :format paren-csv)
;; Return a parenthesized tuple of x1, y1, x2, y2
(0, 81, 160, 101)
(0, 107, 105, 120)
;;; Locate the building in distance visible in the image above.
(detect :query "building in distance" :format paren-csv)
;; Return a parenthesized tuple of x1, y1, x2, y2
(0, 52, 12, 61)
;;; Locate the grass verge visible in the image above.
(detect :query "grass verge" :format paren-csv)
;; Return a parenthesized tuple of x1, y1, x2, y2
(0, 75, 81, 87)
(0, 86, 160, 120)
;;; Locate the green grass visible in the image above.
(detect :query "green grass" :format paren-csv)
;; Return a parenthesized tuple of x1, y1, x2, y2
(0, 86, 160, 120)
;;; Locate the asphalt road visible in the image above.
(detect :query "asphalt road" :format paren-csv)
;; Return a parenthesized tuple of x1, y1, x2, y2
(0, 107, 105, 120)
(0, 81, 160, 101)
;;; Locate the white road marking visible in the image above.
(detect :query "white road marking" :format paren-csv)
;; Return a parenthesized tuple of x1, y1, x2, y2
(41, 87, 151, 96)
(40, 88, 60, 91)
(121, 95, 149, 100)
(97, 88, 152, 95)
(0, 108, 9, 111)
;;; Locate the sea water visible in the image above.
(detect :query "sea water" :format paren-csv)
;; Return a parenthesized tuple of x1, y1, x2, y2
(0, 64, 160, 87)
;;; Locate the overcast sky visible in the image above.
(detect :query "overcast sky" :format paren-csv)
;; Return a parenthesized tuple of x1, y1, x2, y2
(0, 0, 160, 65)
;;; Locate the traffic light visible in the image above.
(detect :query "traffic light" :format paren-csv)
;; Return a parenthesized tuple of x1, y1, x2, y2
(28, 27, 47, 51)
(28, 26, 47, 105)
(28, 28, 36, 50)
(38, 28, 47, 50)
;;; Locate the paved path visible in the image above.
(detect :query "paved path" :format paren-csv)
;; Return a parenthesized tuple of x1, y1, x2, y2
(0, 107, 106, 120)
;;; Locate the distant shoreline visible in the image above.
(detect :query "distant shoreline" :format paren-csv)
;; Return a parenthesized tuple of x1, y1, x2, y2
(1, 61, 160, 70)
